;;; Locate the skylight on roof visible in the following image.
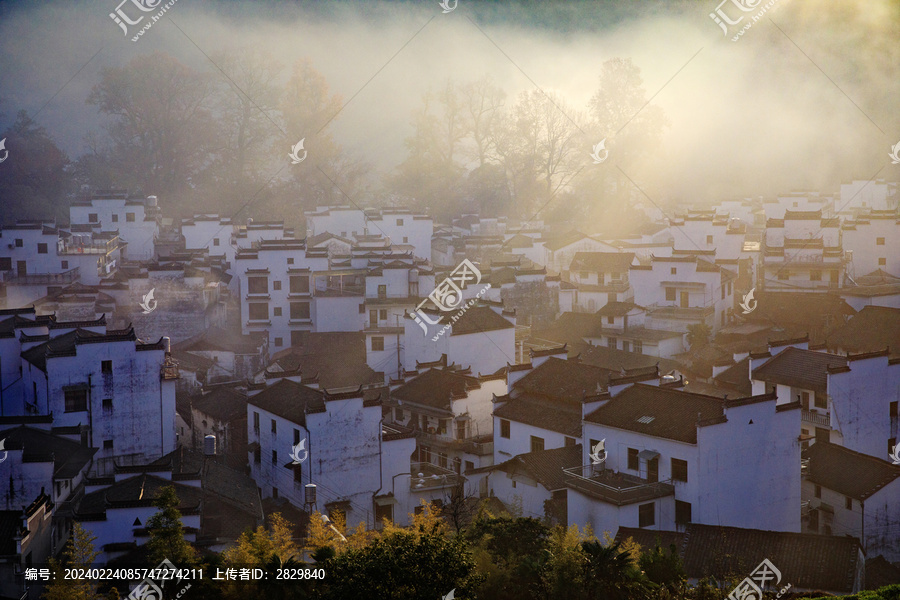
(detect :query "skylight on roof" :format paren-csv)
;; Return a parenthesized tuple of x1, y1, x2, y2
(636, 415, 655, 424)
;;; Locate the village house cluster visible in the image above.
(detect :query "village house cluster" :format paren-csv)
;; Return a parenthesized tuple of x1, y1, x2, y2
(1, 181, 899, 597)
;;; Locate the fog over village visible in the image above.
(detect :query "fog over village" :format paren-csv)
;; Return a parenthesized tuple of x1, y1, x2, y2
(0, 1, 899, 599)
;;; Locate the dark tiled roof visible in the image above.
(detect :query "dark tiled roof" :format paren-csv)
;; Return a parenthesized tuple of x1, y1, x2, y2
(685, 524, 858, 593)
(0, 426, 96, 479)
(514, 357, 611, 399)
(533, 312, 603, 345)
(494, 393, 582, 437)
(827, 306, 900, 354)
(391, 369, 478, 412)
(751, 347, 847, 393)
(271, 332, 380, 388)
(712, 356, 752, 396)
(617, 524, 860, 593)
(247, 379, 324, 425)
(543, 231, 590, 251)
(450, 306, 514, 335)
(494, 444, 583, 491)
(569, 252, 635, 272)
(585, 384, 725, 444)
(76, 474, 203, 518)
(192, 387, 247, 422)
(173, 326, 266, 354)
(804, 441, 900, 500)
(575, 343, 681, 375)
(595, 302, 640, 317)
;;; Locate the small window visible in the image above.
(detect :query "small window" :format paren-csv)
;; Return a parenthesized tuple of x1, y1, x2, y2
(111, 214, 119, 223)
(289, 275, 309, 294)
(638, 502, 655, 527)
(845, 496, 852, 510)
(37, 243, 48, 254)
(126, 213, 135, 222)
(272, 450, 278, 465)
(64, 389, 88, 412)
(675, 500, 691, 525)
(248, 276, 268, 294)
(213, 238, 220, 246)
(395, 407, 404, 421)
(273, 307, 282, 317)
(290, 302, 310, 320)
(810, 271, 821, 281)
(396, 218, 404, 226)
(778, 271, 789, 280)
(377, 285, 387, 298)
(876, 237, 885, 245)
(369, 309, 378, 324)
(88, 214, 98, 223)
(879, 258, 887, 266)
(287, 257, 294, 264)
(102, 398, 113, 411)
(706, 235, 713, 245)
(403, 236, 409, 243)
(379, 309, 387, 320)
(101, 360, 112, 374)
(634, 340, 642, 354)
(253, 412, 260, 430)
(815, 484, 821, 498)
(607, 316, 614, 325)
(607, 337, 617, 349)
(273, 281, 282, 291)
(61, 261, 68, 270)
(253, 447, 260, 463)
(294, 464, 302, 482)
(627, 448, 639, 470)
(500, 419, 510, 439)
(671, 267, 677, 275)
(671, 458, 688, 482)
(293, 428, 301, 445)
(103, 440, 114, 450)
(814, 393, 827, 409)
(274, 337, 283, 347)
(272, 487, 278, 498)
(14, 238, 23, 247)
(465, 460, 474, 472)
(530, 436, 544, 452)
(248, 303, 268, 320)
(371, 336, 384, 351)
(622, 341, 630, 352)
(665, 287, 676, 302)
(271, 419, 277, 434)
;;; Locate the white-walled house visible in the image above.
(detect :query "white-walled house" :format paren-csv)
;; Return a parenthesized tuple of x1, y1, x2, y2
(386, 367, 506, 474)
(802, 441, 900, 562)
(246, 378, 417, 528)
(569, 385, 799, 535)
(18, 326, 178, 475)
(842, 212, 900, 280)
(568, 252, 636, 313)
(760, 210, 844, 293)
(181, 215, 235, 265)
(837, 180, 897, 215)
(69, 192, 160, 260)
(629, 256, 735, 333)
(751, 346, 899, 459)
(305, 206, 433, 261)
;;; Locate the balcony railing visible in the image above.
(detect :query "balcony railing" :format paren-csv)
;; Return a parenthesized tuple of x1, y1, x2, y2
(647, 304, 714, 319)
(409, 462, 462, 491)
(801, 409, 830, 427)
(0, 267, 80, 285)
(416, 430, 493, 456)
(563, 464, 675, 504)
(60, 238, 119, 255)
